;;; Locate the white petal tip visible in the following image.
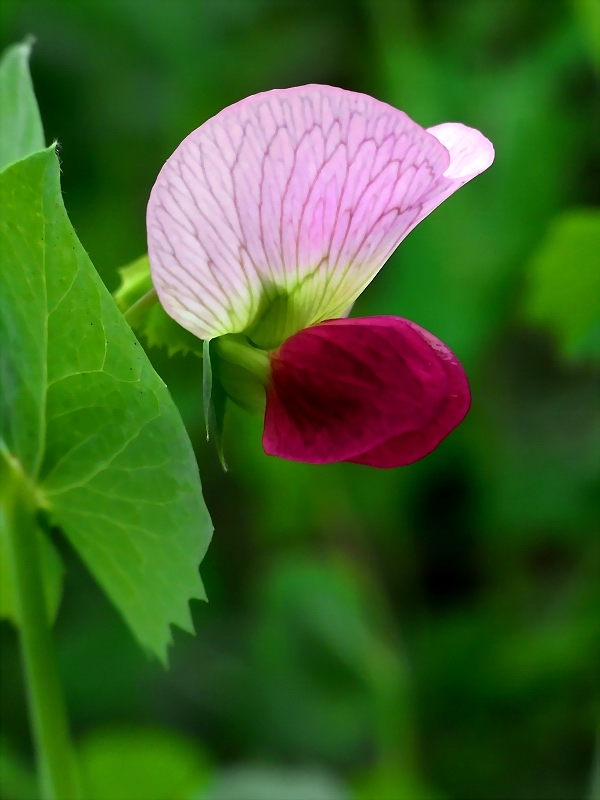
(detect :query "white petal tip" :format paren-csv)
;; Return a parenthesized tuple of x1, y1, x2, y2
(427, 122, 495, 181)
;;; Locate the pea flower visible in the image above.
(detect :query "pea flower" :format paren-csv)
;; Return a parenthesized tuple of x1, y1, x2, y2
(147, 85, 494, 467)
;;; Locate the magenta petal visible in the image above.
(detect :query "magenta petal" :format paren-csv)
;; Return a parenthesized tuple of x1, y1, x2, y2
(347, 321, 470, 467)
(263, 316, 468, 465)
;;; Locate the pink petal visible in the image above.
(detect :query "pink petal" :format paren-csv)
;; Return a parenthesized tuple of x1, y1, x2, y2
(346, 320, 470, 467)
(428, 122, 495, 180)
(417, 122, 495, 217)
(263, 316, 469, 465)
(147, 86, 493, 342)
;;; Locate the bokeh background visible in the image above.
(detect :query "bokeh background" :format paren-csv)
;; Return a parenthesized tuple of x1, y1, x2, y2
(1, 1, 599, 798)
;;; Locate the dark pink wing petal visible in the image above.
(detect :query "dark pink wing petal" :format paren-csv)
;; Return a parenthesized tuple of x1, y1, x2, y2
(347, 320, 470, 467)
(263, 316, 456, 464)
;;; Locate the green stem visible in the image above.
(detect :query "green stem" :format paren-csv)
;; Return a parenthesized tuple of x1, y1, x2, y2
(214, 334, 271, 383)
(1, 450, 81, 800)
(123, 287, 158, 328)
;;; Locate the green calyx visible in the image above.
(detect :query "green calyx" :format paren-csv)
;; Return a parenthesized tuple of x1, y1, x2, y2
(214, 335, 271, 383)
(213, 335, 271, 417)
(114, 256, 204, 357)
(113, 257, 274, 417)
(113, 254, 154, 314)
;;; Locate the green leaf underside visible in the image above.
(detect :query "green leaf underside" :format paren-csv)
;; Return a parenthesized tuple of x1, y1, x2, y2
(0, 39, 45, 172)
(0, 147, 212, 661)
(203, 766, 350, 800)
(524, 209, 600, 359)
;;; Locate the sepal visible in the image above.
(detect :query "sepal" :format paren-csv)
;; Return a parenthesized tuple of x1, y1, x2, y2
(114, 255, 204, 358)
(213, 335, 269, 416)
(217, 360, 267, 416)
(208, 351, 229, 470)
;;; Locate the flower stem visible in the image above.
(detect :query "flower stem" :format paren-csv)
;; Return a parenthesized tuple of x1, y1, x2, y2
(214, 334, 271, 383)
(123, 287, 158, 328)
(0, 450, 81, 800)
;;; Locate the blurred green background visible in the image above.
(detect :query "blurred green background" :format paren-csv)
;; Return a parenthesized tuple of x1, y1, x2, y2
(1, 1, 599, 798)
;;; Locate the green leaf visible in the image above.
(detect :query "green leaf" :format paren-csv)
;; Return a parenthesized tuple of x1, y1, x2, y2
(0, 39, 45, 172)
(114, 255, 204, 358)
(0, 147, 212, 661)
(78, 726, 211, 800)
(523, 209, 600, 359)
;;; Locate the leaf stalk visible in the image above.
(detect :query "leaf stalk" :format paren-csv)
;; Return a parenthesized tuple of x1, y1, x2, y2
(0, 448, 81, 800)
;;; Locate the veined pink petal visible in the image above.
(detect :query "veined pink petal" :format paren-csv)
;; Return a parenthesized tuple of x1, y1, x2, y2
(263, 316, 469, 466)
(147, 86, 493, 342)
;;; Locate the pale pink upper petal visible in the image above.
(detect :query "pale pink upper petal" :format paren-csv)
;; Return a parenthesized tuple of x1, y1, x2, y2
(428, 122, 495, 181)
(147, 87, 493, 341)
(415, 122, 495, 217)
(392, 122, 495, 246)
